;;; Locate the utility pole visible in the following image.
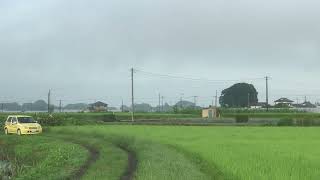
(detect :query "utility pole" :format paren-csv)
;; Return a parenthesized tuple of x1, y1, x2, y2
(180, 93, 184, 109)
(48, 90, 50, 113)
(121, 99, 124, 112)
(193, 96, 198, 109)
(131, 68, 135, 122)
(215, 90, 218, 107)
(158, 93, 161, 112)
(59, 100, 62, 113)
(265, 76, 269, 112)
(161, 96, 164, 112)
(1, 103, 3, 112)
(247, 93, 250, 108)
(304, 96, 307, 103)
(212, 98, 214, 107)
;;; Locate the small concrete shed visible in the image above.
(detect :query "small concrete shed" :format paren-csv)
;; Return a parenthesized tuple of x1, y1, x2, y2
(202, 107, 219, 119)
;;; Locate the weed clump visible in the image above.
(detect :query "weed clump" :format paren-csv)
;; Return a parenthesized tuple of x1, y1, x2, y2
(235, 115, 249, 123)
(0, 161, 13, 180)
(277, 118, 294, 126)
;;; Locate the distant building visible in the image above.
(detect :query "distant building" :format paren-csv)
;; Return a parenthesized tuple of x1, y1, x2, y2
(293, 101, 317, 108)
(250, 102, 267, 109)
(89, 101, 108, 112)
(274, 98, 294, 106)
(202, 107, 220, 119)
(108, 107, 121, 112)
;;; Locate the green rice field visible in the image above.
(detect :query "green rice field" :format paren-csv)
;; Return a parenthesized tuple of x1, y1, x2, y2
(50, 126, 320, 180)
(1, 125, 320, 180)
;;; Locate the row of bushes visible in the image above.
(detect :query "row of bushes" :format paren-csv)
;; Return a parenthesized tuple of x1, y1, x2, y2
(220, 108, 305, 114)
(0, 112, 199, 127)
(235, 115, 250, 123)
(35, 113, 117, 126)
(115, 112, 200, 120)
(1, 112, 320, 127)
(223, 112, 320, 119)
(233, 114, 320, 126)
(277, 118, 320, 126)
(0, 113, 117, 127)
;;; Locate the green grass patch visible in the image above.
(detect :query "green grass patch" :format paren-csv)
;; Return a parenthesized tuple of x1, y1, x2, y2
(50, 125, 320, 180)
(44, 133, 128, 180)
(0, 135, 88, 180)
(49, 127, 214, 180)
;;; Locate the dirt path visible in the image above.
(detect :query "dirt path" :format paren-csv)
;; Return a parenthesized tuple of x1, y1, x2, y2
(45, 135, 137, 180)
(69, 142, 100, 180)
(71, 141, 137, 180)
(43, 135, 100, 180)
(118, 145, 137, 180)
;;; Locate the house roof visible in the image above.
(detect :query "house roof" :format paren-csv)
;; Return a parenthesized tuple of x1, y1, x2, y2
(90, 101, 108, 107)
(274, 98, 294, 103)
(293, 101, 317, 108)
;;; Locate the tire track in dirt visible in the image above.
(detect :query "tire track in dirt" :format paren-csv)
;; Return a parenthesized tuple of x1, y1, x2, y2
(118, 145, 137, 180)
(43, 135, 100, 180)
(65, 138, 137, 180)
(45, 135, 137, 180)
(69, 142, 100, 180)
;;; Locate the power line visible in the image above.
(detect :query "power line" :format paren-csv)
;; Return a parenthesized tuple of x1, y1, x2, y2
(134, 68, 265, 83)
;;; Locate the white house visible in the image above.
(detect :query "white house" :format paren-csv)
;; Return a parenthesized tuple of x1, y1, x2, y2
(274, 98, 294, 106)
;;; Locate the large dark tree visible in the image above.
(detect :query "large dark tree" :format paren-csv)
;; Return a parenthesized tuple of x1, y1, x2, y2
(219, 83, 258, 108)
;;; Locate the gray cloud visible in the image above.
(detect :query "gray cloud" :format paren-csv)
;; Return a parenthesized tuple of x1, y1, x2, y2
(1, 0, 320, 106)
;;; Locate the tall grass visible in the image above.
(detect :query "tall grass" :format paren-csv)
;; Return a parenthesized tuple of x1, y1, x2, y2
(0, 112, 201, 128)
(50, 125, 320, 180)
(0, 135, 88, 179)
(50, 127, 215, 180)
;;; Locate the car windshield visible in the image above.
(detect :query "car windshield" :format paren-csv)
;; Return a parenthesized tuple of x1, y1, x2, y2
(17, 117, 36, 123)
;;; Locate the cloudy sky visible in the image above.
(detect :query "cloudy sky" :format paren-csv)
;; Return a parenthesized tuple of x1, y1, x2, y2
(0, 0, 320, 107)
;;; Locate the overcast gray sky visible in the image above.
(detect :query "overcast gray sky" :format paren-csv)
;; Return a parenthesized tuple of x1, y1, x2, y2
(1, 0, 320, 107)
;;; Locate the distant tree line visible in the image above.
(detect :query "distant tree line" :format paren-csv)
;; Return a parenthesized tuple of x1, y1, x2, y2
(121, 100, 202, 114)
(0, 100, 88, 112)
(0, 100, 48, 111)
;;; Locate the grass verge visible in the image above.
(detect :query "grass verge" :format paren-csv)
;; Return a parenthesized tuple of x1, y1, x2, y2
(49, 127, 215, 180)
(0, 134, 88, 180)
(44, 132, 128, 180)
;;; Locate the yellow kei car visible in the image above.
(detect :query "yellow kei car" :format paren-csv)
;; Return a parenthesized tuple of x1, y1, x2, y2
(4, 115, 42, 135)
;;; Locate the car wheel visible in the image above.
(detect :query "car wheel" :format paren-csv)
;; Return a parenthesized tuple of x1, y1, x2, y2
(17, 129, 21, 136)
(4, 128, 8, 135)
